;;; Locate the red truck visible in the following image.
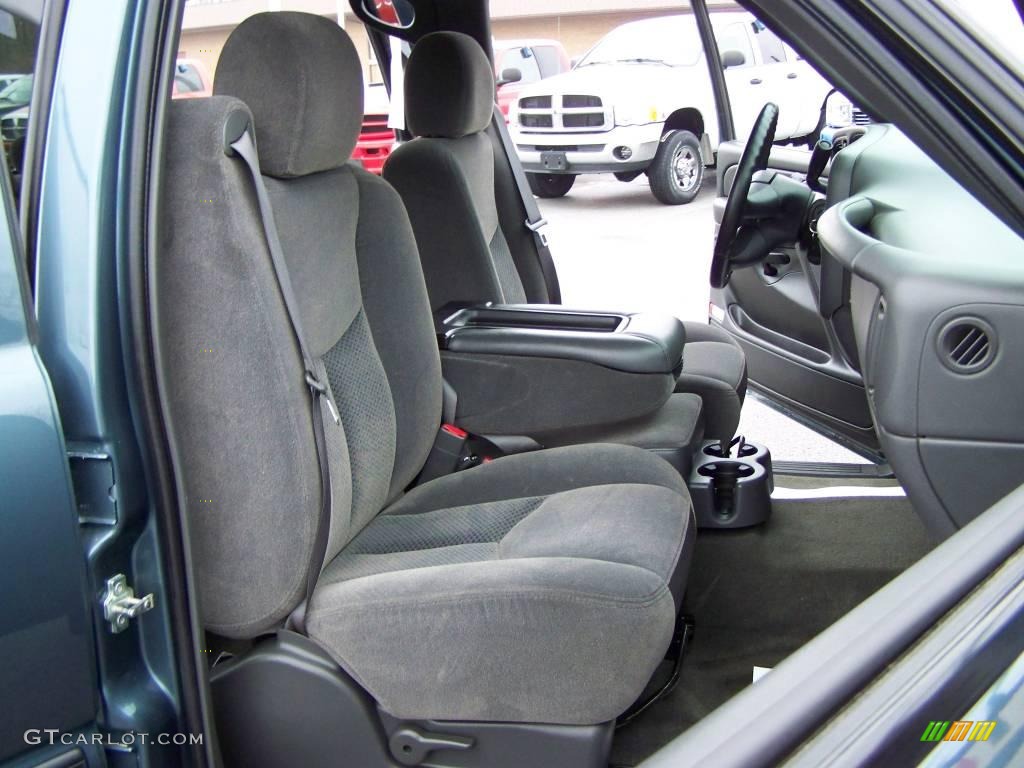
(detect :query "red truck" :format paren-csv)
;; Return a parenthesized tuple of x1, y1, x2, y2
(493, 39, 570, 119)
(352, 82, 394, 175)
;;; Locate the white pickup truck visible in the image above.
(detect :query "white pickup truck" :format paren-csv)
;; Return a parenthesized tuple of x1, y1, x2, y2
(509, 12, 834, 204)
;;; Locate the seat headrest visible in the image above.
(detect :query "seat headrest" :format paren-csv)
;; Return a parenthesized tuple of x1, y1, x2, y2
(213, 12, 363, 178)
(405, 32, 495, 139)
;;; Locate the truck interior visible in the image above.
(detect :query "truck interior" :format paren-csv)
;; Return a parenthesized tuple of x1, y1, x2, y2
(36, 0, 1018, 765)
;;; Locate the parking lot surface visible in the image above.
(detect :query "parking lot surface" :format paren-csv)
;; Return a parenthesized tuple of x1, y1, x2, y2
(539, 171, 867, 465)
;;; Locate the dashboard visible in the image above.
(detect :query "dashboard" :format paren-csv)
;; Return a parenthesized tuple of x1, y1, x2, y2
(818, 124, 1024, 536)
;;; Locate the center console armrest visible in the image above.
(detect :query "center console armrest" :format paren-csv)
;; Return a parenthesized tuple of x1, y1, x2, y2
(438, 304, 685, 375)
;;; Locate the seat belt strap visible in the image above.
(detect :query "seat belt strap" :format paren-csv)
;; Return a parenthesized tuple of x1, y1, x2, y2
(230, 128, 337, 632)
(491, 105, 562, 304)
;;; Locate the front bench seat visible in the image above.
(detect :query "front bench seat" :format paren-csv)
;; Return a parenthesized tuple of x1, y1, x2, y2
(384, 31, 747, 444)
(157, 12, 695, 727)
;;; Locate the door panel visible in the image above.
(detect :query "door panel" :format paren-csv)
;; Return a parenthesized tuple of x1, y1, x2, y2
(0, 125, 102, 768)
(783, 43, 834, 136)
(711, 140, 878, 454)
(0, 5, 106, 766)
(716, 20, 765, 140)
(748, 24, 802, 138)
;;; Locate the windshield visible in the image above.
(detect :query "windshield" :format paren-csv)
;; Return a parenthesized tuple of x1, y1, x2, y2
(0, 74, 31, 102)
(939, 0, 1024, 71)
(576, 16, 702, 68)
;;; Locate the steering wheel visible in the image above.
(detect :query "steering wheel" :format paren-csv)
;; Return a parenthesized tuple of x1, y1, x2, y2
(710, 103, 779, 289)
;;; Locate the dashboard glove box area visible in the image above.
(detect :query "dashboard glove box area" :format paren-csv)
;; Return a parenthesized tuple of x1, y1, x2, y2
(437, 304, 686, 438)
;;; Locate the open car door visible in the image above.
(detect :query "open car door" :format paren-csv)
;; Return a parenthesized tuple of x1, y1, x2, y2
(0, 62, 102, 768)
(688, 0, 877, 459)
(709, 134, 878, 457)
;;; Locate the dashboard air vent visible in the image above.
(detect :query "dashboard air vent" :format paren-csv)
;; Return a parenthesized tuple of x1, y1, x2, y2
(939, 319, 995, 373)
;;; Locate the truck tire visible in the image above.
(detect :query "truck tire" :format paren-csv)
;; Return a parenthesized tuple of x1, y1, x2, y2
(527, 172, 576, 198)
(647, 130, 703, 205)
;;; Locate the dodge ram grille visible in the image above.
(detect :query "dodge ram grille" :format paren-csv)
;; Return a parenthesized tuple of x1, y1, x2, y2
(516, 94, 610, 133)
(562, 94, 602, 108)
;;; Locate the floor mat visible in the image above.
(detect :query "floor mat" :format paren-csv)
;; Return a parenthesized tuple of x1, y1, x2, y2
(610, 495, 935, 766)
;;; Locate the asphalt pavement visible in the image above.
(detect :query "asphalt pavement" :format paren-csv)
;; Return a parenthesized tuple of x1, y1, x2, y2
(537, 170, 867, 464)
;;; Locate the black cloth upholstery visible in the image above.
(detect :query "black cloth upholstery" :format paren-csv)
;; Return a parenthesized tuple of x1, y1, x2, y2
(157, 14, 697, 727)
(405, 31, 496, 139)
(678, 322, 748, 442)
(389, 33, 748, 444)
(214, 12, 363, 178)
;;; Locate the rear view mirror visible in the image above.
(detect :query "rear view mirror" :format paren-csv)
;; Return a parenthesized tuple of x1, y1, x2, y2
(361, 0, 415, 29)
(497, 67, 522, 87)
(721, 49, 746, 69)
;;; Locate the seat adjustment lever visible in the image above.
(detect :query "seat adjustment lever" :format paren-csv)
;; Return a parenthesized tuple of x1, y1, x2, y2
(389, 726, 473, 766)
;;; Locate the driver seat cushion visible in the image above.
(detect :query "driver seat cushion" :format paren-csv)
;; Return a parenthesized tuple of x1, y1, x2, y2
(307, 443, 694, 725)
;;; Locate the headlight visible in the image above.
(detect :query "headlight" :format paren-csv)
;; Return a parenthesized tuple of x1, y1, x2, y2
(615, 103, 662, 126)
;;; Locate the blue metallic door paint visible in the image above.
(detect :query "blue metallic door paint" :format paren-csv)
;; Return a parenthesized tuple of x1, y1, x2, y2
(0, 149, 99, 762)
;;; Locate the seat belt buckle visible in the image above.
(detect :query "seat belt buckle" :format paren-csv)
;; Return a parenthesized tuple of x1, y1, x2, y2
(441, 423, 468, 439)
(417, 424, 472, 483)
(525, 217, 549, 247)
(416, 425, 504, 484)
(441, 424, 483, 471)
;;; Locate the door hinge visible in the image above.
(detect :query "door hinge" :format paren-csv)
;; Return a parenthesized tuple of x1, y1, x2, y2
(102, 574, 155, 633)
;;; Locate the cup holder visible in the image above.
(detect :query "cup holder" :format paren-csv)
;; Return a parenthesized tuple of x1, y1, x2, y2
(703, 441, 761, 460)
(697, 461, 756, 479)
(689, 440, 773, 529)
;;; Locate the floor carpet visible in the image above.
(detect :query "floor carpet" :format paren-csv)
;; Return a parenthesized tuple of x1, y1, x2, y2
(610, 493, 936, 766)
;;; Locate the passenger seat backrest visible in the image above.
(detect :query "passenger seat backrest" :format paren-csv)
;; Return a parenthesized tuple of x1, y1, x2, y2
(385, 32, 529, 311)
(157, 13, 441, 638)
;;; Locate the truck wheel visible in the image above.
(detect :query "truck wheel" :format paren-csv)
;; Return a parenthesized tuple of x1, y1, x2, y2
(648, 130, 703, 205)
(527, 173, 576, 198)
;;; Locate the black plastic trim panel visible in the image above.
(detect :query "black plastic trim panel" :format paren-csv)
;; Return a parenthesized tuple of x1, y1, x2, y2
(441, 304, 686, 375)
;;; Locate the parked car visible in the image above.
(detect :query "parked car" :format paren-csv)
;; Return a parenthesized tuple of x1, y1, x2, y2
(0, 73, 32, 118)
(509, 12, 833, 204)
(493, 38, 570, 118)
(0, 73, 25, 92)
(171, 58, 212, 99)
(352, 82, 395, 174)
(0, 104, 28, 145)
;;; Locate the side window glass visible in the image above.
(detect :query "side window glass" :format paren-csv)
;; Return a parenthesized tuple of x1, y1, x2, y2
(170, 57, 211, 100)
(716, 22, 753, 68)
(533, 45, 562, 78)
(366, 38, 384, 85)
(500, 47, 541, 83)
(0, 8, 40, 211)
(753, 23, 787, 64)
(173, 63, 203, 94)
